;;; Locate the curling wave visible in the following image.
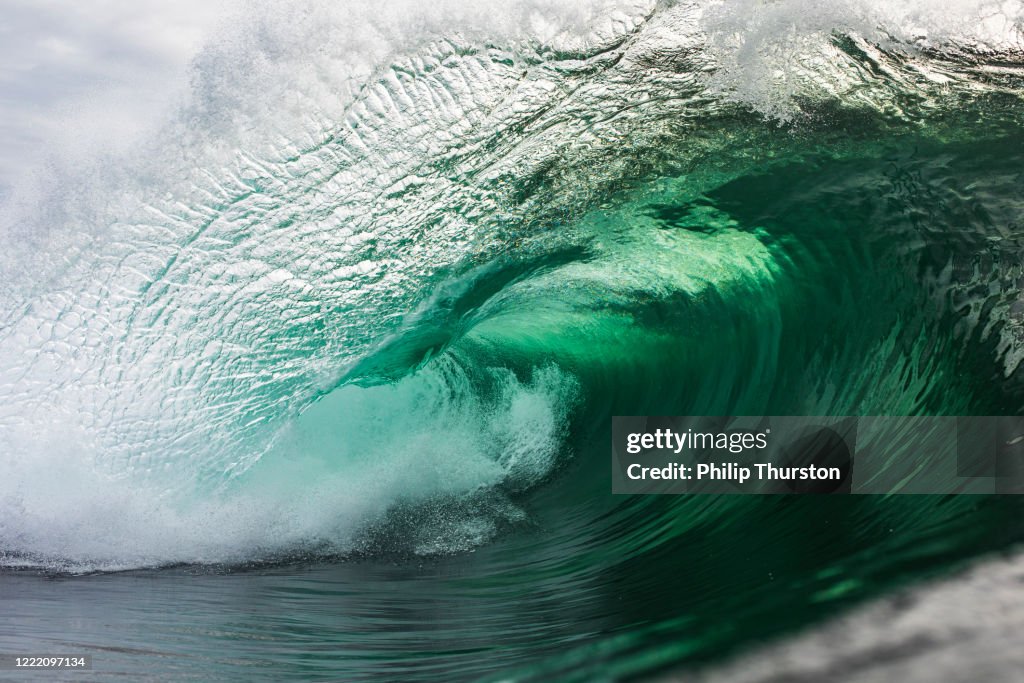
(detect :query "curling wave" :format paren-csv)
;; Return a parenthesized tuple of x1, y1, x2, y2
(2, 1, 1024, 677)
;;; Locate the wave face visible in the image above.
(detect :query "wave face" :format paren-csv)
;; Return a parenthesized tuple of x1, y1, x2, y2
(2, 0, 1024, 678)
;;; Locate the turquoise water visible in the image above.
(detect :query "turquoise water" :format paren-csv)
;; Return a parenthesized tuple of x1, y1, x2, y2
(2, 1, 1024, 679)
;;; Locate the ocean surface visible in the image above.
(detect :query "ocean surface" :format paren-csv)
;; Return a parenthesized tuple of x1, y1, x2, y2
(1, 0, 1024, 680)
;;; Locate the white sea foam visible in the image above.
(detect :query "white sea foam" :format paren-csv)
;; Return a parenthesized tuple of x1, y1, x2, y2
(0, 362, 576, 571)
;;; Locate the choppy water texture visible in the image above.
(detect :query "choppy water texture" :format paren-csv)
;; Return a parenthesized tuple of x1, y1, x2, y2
(2, 0, 1024, 680)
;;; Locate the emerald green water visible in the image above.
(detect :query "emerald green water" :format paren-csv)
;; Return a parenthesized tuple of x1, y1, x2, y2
(7, 120, 1024, 681)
